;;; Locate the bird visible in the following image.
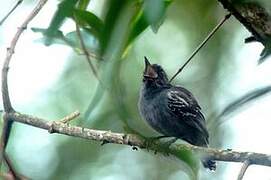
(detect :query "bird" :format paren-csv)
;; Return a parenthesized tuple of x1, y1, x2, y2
(138, 57, 216, 171)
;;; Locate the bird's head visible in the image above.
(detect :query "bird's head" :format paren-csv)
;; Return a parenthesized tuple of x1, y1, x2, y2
(142, 57, 169, 88)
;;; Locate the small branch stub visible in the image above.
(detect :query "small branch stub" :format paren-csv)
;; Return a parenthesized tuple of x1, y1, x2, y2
(59, 110, 80, 124)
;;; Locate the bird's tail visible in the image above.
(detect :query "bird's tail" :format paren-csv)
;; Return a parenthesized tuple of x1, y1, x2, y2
(198, 139, 216, 171)
(202, 159, 216, 171)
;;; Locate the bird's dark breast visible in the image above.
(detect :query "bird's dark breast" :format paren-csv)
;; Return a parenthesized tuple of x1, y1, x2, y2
(139, 89, 208, 146)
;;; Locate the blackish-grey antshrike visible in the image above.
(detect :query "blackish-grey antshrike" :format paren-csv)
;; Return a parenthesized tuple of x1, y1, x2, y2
(138, 57, 216, 171)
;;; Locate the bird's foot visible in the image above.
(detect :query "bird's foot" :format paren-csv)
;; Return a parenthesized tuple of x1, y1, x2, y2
(144, 136, 178, 155)
(144, 136, 169, 149)
(159, 137, 178, 155)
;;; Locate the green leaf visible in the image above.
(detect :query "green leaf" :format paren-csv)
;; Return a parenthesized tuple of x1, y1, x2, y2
(65, 29, 99, 50)
(127, 0, 173, 45)
(32, 0, 78, 45)
(145, 140, 198, 179)
(171, 147, 199, 180)
(100, 0, 128, 54)
(73, 9, 104, 39)
(31, 27, 67, 45)
(143, 0, 172, 33)
(128, 7, 148, 45)
(32, 28, 99, 56)
(78, 0, 90, 10)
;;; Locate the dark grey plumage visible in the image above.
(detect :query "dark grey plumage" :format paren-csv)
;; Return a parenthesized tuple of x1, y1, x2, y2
(138, 57, 216, 170)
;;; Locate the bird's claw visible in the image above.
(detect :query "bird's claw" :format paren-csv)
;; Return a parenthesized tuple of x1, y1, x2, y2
(144, 136, 177, 156)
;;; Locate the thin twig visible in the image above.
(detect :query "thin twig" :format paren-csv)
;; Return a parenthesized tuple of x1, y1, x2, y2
(48, 110, 80, 133)
(169, 13, 231, 82)
(237, 160, 251, 180)
(59, 110, 80, 124)
(4, 111, 271, 167)
(0, 0, 23, 26)
(0, 0, 48, 173)
(78, 51, 103, 61)
(75, 22, 99, 79)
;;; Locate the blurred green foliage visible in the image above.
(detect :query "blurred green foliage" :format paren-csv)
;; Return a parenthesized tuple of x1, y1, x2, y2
(4, 0, 270, 179)
(28, 0, 226, 179)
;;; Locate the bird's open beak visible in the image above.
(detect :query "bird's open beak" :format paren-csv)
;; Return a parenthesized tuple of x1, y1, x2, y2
(144, 56, 158, 79)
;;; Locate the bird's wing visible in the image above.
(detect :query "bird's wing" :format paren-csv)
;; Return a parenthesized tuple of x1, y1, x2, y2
(166, 87, 209, 137)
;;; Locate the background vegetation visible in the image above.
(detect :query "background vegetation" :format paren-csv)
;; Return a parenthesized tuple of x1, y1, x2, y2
(0, 0, 271, 179)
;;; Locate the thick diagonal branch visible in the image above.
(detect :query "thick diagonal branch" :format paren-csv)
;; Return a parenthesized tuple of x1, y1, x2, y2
(218, 0, 271, 45)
